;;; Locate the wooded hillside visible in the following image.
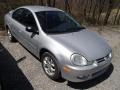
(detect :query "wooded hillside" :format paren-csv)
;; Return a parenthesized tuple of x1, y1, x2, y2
(0, 0, 120, 30)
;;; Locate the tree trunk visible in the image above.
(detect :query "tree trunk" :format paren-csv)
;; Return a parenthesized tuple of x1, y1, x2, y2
(97, 0, 105, 22)
(40, 0, 44, 5)
(52, 0, 56, 7)
(77, 0, 81, 9)
(68, 0, 72, 13)
(104, 0, 114, 25)
(92, 0, 97, 19)
(64, 0, 71, 13)
(83, 0, 89, 18)
(117, 15, 120, 24)
(113, 4, 120, 24)
(88, 0, 93, 16)
(36, 0, 39, 4)
(64, 0, 68, 11)
(47, 0, 51, 6)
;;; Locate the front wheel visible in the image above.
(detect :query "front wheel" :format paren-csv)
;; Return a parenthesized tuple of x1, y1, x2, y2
(41, 52, 61, 80)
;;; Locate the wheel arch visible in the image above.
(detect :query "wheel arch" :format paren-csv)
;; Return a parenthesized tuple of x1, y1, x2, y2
(39, 48, 55, 60)
(39, 48, 62, 78)
(40, 48, 49, 59)
(39, 48, 62, 69)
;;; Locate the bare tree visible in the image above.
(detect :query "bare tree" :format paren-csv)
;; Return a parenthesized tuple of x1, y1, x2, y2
(36, 0, 39, 4)
(64, 0, 68, 11)
(47, 0, 51, 6)
(97, 0, 105, 22)
(46, 0, 56, 7)
(117, 15, 120, 24)
(76, 0, 82, 9)
(83, 0, 89, 18)
(52, 0, 56, 7)
(92, 0, 97, 19)
(40, 0, 44, 5)
(64, 0, 71, 13)
(113, 3, 120, 24)
(104, 0, 114, 25)
(88, 0, 93, 16)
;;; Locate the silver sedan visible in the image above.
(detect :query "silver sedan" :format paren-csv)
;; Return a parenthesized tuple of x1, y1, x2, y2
(4, 6, 112, 82)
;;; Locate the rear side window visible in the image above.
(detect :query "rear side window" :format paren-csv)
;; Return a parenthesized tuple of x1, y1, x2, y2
(12, 8, 24, 22)
(12, 8, 38, 30)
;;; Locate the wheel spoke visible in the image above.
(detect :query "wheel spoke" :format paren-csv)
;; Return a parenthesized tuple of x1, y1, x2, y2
(51, 64, 55, 67)
(43, 60, 47, 64)
(8, 30, 12, 40)
(51, 67, 55, 72)
(50, 59, 55, 67)
(43, 56, 56, 76)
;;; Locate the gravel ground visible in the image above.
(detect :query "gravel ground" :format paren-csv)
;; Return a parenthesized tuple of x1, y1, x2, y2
(0, 27, 120, 90)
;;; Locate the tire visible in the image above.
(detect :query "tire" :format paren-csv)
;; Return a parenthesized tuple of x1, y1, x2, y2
(41, 52, 61, 80)
(7, 28, 16, 42)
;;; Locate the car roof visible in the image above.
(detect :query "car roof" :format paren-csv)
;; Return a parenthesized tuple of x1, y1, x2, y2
(20, 5, 63, 12)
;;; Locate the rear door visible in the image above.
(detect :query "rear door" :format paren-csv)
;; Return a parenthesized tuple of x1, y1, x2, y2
(11, 8, 40, 56)
(10, 8, 25, 42)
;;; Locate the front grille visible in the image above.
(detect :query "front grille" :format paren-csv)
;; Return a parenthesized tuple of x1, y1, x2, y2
(96, 54, 109, 63)
(96, 58, 105, 63)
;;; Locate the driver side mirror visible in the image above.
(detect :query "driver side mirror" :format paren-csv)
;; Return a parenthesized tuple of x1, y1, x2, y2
(26, 26, 39, 34)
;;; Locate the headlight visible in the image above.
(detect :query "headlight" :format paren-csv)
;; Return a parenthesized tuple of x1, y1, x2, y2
(71, 54, 88, 66)
(109, 52, 112, 58)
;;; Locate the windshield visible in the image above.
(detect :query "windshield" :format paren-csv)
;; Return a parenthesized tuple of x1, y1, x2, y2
(35, 11, 85, 34)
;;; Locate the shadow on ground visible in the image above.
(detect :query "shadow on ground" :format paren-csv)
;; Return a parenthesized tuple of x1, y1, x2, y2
(67, 63, 114, 89)
(0, 43, 33, 90)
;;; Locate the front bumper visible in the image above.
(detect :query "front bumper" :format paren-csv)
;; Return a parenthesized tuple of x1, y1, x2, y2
(61, 59, 111, 82)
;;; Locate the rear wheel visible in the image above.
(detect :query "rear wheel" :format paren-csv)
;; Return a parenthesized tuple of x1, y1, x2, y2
(41, 52, 61, 80)
(7, 28, 16, 42)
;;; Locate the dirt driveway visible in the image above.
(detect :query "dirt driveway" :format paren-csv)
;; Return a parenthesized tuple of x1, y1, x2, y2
(0, 26, 120, 90)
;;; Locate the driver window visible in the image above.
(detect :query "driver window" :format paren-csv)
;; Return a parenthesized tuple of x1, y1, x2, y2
(22, 9, 38, 30)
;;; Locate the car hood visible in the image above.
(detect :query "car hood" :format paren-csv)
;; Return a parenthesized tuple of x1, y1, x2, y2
(49, 29, 111, 61)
